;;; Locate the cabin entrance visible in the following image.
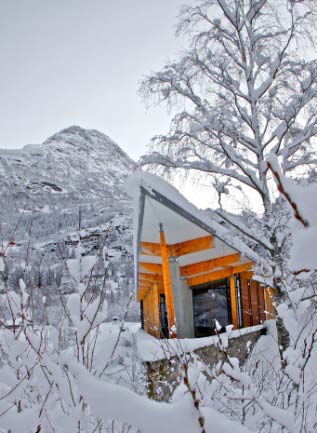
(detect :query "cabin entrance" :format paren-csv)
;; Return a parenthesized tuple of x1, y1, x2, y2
(192, 278, 232, 337)
(159, 294, 169, 338)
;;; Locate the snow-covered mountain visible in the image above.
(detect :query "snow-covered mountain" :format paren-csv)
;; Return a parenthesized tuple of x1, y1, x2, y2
(0, 125, 136, 240)
(0, 126, 138, 322)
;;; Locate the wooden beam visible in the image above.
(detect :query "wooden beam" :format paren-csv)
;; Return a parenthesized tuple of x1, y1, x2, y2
(188, 262, 253, 287)
(170, 235, 213, 257)
(140, 235, 213, 257)
(179, 253, 240, 277)
(139, 279, 164, 289)
(140, 242, 162, 256)
(229, 276, 238, 329)
(138, 282, 153, 290)
(160, 224, 176, 337)
(138, 280, 164, 298)
(138, 272, 163, 283)
(139, 262, 162, 274)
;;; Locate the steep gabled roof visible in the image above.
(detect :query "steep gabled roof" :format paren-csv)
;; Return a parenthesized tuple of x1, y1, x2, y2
(127, 171, 262, 288)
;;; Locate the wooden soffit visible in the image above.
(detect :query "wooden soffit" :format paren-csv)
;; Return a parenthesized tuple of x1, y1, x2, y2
(140, 235, 213, 258)
(179, 253, 240, 277)
(188, 262, 253, 287)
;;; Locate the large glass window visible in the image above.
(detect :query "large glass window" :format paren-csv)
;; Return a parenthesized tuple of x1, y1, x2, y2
(192, 278, 231, 337)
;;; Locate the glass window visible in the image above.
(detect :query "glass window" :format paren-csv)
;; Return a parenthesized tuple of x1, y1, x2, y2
(192, 278, 231, 337)
(159, 294, 169, 338)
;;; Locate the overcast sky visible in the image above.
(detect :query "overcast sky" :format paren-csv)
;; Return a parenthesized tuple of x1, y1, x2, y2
(0, 0, 190, 160)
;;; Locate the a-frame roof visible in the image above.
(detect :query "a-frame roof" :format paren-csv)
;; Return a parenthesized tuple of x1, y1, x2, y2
(127, 171, 261, 286)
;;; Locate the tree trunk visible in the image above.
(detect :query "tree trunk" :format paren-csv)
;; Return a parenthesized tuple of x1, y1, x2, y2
(273, 282, 290, 362)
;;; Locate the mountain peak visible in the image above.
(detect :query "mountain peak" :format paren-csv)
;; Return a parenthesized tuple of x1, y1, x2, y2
(45, 125, 104, 144)
(44, 125, 129, 158)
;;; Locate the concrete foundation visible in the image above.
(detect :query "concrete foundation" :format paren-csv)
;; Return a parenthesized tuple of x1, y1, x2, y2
(146, 325, 265, 401)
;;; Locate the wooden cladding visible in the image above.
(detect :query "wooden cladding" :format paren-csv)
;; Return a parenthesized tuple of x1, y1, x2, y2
(264, 287, 275, 319)
(140, 235, 213, 257)
(251, 279, 265, 323)
(142, 285, 160, 338)
(240, 272, 268, 326)
(240, 272, 251, 327)
(180, 253, 240, 277)
(229, 276, 238, 329)
(187, 262, 253, 287)
(137, 282, 164, 302)
(137, 287, 149, 302)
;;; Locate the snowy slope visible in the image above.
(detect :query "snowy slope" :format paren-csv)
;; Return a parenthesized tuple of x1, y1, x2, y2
(0, 125, 136, 240)
(0, 126, 139, 322)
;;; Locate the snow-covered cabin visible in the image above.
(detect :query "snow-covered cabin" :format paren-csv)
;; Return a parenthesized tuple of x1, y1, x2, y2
(128, 172, 274, 339)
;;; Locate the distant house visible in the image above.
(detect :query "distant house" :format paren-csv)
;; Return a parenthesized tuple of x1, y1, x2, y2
(128, 172, 274, 339)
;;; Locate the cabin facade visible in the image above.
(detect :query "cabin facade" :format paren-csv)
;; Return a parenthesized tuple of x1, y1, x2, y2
(129, 172, 274, 339)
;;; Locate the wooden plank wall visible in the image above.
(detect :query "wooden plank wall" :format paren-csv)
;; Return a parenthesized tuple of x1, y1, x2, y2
(142, 270, 272, 339)
(250, 279, 266, 324)
(264, 288, 275, 319)
(240, 272, 251, 327)
(240, 272, 267, 326)
(142, 288, 160, 338)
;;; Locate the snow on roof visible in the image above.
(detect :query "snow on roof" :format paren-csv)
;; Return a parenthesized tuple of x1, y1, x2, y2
(127, 171, 204, 218)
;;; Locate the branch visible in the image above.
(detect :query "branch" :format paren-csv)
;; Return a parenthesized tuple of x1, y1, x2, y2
(267, 161, 309, 227)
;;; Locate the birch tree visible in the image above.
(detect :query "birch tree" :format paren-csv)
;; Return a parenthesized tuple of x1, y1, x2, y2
(140, 4, 317, 429)
(140, 0, 317, 345)
(141, 0, 317, 202)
